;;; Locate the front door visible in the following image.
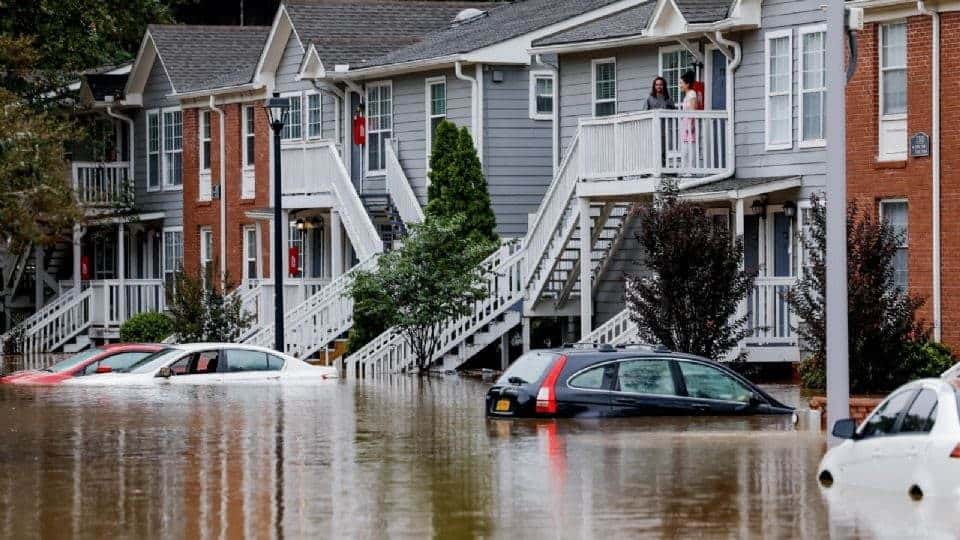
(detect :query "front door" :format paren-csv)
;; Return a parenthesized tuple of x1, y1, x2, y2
(710, 48, 727, 110)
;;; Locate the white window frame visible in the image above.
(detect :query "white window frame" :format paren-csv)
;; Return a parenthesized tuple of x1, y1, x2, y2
(280, 91, 303, 142)
(146, 109, 161, 192)
(198, 110, 212, 201)
(799, 24, 827, 148)
(243, 225, 260, 281)
(306, 91, 322, 140)
(879, 198, 909, 289)
(529, 70, 555, 121)
(199, 226, 214, 285)
(162, 226, 184, 287)
(366, 80, 393, 175)
(288, 222, 306, 278)
(658, 44, 698, 107)
(591, 57, 617, 117)
(425, 76, 447, 167)
(879, 21, 908, 161)
(161, 107, 184, 190)
(242, 105, 256, 199)
(764, 29, 794, 151)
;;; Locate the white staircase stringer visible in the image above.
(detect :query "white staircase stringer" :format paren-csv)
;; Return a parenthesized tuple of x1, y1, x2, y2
(8, 287, 95, 355)
(385, 141, 425, 226)
(579, 308, 636, 345)
(322, 144, 383, 259)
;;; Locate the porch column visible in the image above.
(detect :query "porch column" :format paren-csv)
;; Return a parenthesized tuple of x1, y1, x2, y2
(330, 210, 343, 279)
(578, 197, 593, 340)
(500, 334, 509, 371)
(118, 222, 126, 322)
(734, 198, 746, 324)
(522, 317, 531, 354)
(73, 225, 84, 289)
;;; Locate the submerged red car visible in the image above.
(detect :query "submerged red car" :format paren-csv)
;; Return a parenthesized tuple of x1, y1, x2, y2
(0, 344, 168, 385)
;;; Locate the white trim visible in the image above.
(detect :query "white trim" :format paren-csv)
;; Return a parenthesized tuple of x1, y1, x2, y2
(280, 90, 304, 141)
(199, 226, 214, 276)
(658, 44, 697, 106)
(162, 226, 184, 286)
(199, 110, 212, 173)
(879, 198, 909, 246)
(591, 57, 617, 117)
(798, 24, 827, 148)
(146, 109, 161, 192)
(306, 90, 323, 140)
(425, 76, 447, 168)
(366, 80, 393, 175)
(161, 106, 184, 191)
(528, 70, 555, 120)
(764, 29, 793, 151)
(242, 105, 256, 199)
(878, 21, 908, 161)
(243, 225, 261, 280)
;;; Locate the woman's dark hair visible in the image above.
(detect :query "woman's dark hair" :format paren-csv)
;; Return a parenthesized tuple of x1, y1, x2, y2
(680, 70, 696, 86)
(650, 76, 669, 97)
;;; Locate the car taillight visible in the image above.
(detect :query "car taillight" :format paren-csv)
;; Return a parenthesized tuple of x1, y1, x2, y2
(535, 355, 568, 415)
(950, 443, 960, 458)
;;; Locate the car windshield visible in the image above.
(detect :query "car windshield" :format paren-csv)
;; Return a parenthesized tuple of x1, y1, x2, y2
(127, 349, 185, 374)
(43, 349, 102, 373)
(496, 351, 560, 385)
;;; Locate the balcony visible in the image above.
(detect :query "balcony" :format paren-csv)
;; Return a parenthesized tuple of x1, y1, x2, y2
(280, 140, 341, 202)
(742, 276, 800, 363)
(71, 162, 132, 210)
(578, 110, 730, 182)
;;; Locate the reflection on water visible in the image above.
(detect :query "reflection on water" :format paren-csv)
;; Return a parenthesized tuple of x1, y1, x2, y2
(0, 371, 942, 538)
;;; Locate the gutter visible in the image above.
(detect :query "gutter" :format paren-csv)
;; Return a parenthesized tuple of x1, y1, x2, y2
(528, 20, 749, 56)
(172, 82, 264, 100)
(535, 54, 560, 176)
(209, 95, 227, 285)
(455, 61, 483, 163)
(918, 0, 941, 340)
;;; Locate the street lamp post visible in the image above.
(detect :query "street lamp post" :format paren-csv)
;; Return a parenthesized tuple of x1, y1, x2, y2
(265, 92, 290, 353)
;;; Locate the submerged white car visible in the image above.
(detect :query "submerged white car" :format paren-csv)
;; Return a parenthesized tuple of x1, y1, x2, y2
(64, 343, 337, 385)
(818, 377, 960, 499)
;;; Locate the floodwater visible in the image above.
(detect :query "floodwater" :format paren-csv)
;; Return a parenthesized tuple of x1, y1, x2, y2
(0, 363, 956, 539)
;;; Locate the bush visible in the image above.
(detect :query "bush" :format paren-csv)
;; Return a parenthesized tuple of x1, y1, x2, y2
(119, 311, 174, 343)
(799, 341, 955, 392)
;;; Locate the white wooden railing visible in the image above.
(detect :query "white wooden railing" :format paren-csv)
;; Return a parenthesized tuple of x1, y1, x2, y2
(580, 309, 636, 345)
(579, 110, 729, 179)
(386, 141, 425, 225)
(244, 256, 378, 358)
(1, 287, 80, 349)
(344, 241, 525, 376)
(280, 141, 331, 198)
(316, 142, 383, 260)
(90, 279, 165, 326)
(13, 287, 94, 355)
(71, 162, 131, 207)
(745, 276, 797, 345)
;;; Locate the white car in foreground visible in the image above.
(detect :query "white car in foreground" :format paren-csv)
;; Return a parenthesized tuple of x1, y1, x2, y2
(64, 343, 337, 386)
(818, 377, 960, 499)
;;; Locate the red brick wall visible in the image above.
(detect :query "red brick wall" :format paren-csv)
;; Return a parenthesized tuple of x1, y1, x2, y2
(182, 100, 273, 288)
(846, 15, 958, 344)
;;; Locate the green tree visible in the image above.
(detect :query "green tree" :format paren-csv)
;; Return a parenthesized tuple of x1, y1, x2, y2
(788, 197, 927, 393)
(625, 184, 753, 360)
(166, 269, 253, 343)
(425, 121, 498, 245)
(347, 215, 496, 370)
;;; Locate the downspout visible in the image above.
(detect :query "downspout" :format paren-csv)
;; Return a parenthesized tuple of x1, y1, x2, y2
(679, 32, 742, 191)
(535, 54, 560, 176)
(918, 0, 941, 340)
(209, 95, 227, 285)
(454, 61, 483, 163)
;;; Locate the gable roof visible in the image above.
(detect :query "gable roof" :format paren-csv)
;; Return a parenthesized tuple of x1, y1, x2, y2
(147, 24, 270, 94)
(674, 0, 733, 23)
(533, 1, 657, 47)
(355, 0, 625, 69)
(284, 0, 490, 69)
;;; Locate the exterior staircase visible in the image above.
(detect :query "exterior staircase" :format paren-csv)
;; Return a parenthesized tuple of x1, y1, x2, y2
(0, 286, 94, 356)
(360, 194, 406, 251)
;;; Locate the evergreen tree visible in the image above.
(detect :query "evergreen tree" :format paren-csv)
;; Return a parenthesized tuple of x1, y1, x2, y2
(425, 120, 498, 246)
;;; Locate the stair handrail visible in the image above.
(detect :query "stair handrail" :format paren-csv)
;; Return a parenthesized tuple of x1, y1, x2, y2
(18, 286, 95, 354)
(320, 142, 383, 260)
(0, 286, 80, 346)
(579, 308, 636, 345)
(385, 141, 425, 225)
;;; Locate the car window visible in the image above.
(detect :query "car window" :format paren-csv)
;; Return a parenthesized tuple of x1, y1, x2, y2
(496, 351, 561, 385)
(79, 352, 153, 376)
(268, 355, 286, 371)
(678, 361, 752, 403)
(569, 364, 613, 390)
(615, 360, 677, 396)
(899, 389, 938, 434)
(168, 351, 221, 376)
(128, 349, 184, 373)
(859, 389, 917, 439)
(44, 349, 101, 373)
(226, 350, 270, 372)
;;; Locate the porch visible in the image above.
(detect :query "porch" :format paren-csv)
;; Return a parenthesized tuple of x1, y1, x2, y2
(71, 161, 133, 211)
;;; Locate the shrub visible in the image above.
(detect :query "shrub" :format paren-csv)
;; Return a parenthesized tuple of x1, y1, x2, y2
(902, 341, 956, 381)
(119, 311, 173, 343)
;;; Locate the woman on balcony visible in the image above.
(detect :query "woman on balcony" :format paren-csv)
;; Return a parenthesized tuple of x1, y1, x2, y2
(643, 77, 676, 111)
(679, 71, 699, 173)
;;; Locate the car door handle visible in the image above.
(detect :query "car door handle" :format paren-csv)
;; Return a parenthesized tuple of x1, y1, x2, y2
(613, 397, 638, 404)
(691, 405, 710, 413)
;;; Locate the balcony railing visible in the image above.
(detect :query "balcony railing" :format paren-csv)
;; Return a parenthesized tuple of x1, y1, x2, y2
(72, 162, 131, 208)
(579, 110, 729, 180)
(745, 276, 797, 346)
(280, 139, 340, 198)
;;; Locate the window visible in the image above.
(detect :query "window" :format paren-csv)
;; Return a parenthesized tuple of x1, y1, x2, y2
(163, 228, 183, 289)
(529, 71, 554, 120)
(426, 77, 446, 162)
(660, 47, 696, 105)
(307, 93, 322, 139)
(880, 200, 908, 290)
(880, 22, 908, 160)
(367, 81, 392, 172)
(765, 30, 793, 150)
(269, 355, 286, 370)
(281, 94, 302, 140)
(81, 352, 153, 376)
(243, 226, 259, 280)
(496, 351, 561, 385)
(225, 349, 274, 372)
(162, 109, 183, 188)
(799, 26, 826, 146)
(900, 389, 938, 434)
(616, 360, 677, 396)
(169, 351, 221, 376)
(569, 364, 615, 390)
(678, 362, 752, 403)
(200, 227, 213, 285)
(288, 223, 304, 278)
(860, 389, 917, 439)
(243, 105, 256, 167)
(592, 58, 616, 117)
(147, 111, 161, 191)
(200, 110, 212, 171)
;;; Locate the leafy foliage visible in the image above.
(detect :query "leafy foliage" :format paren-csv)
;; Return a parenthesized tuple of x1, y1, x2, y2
(425, 120, 498, 245)
(165, 269, 253, 343)
(119, 311, 174, 343)
(626, 184, 753, 360)
(788, 197, 928, 393)
(347, 215, 496, 370)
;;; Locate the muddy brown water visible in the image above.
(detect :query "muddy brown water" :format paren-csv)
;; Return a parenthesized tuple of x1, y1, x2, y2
(0, 357, 955, 539)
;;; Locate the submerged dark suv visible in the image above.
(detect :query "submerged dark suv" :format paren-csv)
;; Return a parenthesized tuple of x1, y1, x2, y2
(485, 345, 793, 418)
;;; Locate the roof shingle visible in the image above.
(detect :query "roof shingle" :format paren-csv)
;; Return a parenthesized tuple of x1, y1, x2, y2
(148, 24, 271, 93)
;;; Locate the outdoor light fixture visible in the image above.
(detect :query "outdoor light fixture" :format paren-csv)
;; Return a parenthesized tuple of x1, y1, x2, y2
(294, 216, 324, 230)
(782, 200, 797, 218)
(750, 197, 768, 217)
(264, 92, 290, 353)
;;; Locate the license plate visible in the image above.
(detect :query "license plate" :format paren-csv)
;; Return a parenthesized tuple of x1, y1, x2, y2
(495, 399, 511, 412)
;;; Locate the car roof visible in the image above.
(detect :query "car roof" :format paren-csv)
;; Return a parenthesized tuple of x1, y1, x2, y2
(100, 343, 167, 352)
(169, 343, 288, 355)
(545, 344, 711, 363)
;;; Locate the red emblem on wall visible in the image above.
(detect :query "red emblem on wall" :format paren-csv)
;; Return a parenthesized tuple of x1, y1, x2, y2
(692, 81, 705, 110)
(353, 114, 366, 146)
(80, 255, 91, 281)
(288, 247, 299, 277)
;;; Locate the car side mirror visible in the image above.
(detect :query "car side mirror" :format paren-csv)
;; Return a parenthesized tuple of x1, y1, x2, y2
(157, 366, 173, 379)
(831, 418, 858, 440)
(95, 365, 112, 374)
(749, 392, 765, 406)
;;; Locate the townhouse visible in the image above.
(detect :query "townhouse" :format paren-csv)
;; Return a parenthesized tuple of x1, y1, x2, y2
(845, 0, 960, 349)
